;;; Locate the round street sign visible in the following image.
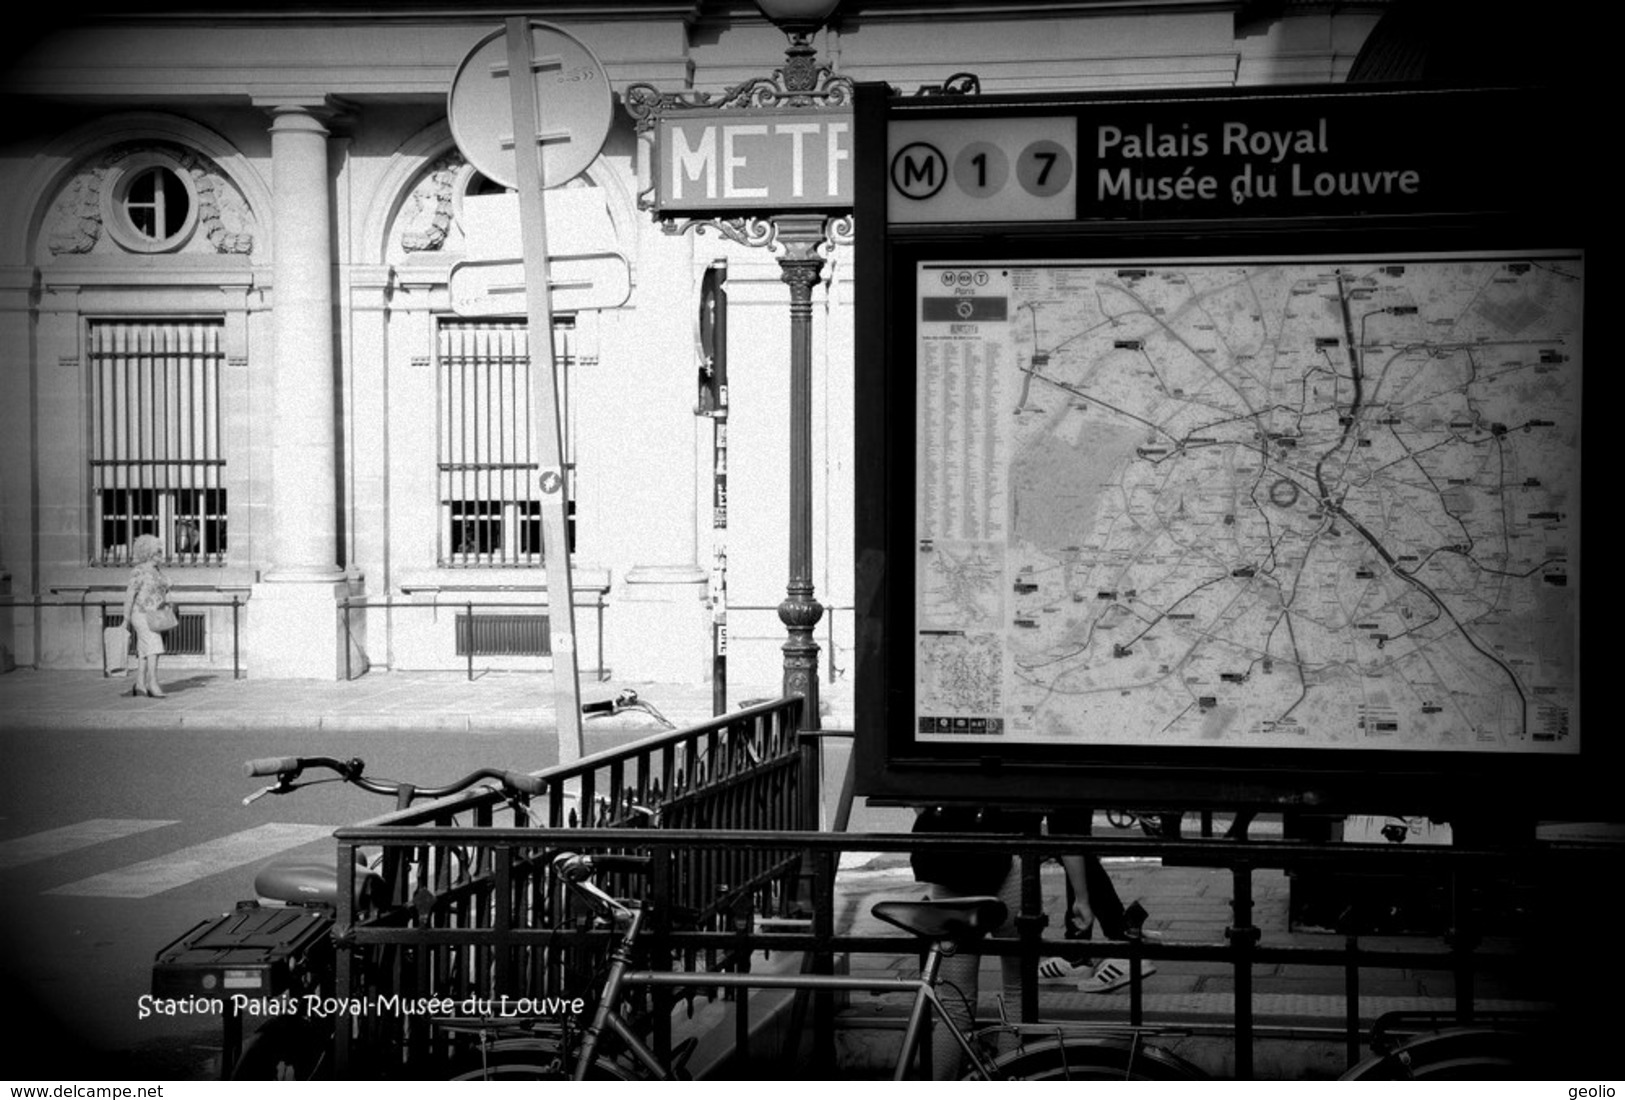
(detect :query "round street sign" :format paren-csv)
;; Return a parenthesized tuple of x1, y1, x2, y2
(448, 21, 612, 191)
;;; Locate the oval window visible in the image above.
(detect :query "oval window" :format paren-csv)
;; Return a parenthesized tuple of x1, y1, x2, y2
(103, 157, 200, 253)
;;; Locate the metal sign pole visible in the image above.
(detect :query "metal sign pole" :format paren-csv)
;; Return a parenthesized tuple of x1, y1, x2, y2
(503, 16, 583, 763)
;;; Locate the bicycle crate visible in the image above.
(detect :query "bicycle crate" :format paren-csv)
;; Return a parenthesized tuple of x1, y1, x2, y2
(152, 901, 333, 1000)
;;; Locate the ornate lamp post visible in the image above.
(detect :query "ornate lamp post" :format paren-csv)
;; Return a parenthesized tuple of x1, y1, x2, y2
(627, 2, 852, 733)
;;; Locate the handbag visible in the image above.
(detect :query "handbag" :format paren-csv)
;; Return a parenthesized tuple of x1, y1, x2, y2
(145, 603, 179, 632)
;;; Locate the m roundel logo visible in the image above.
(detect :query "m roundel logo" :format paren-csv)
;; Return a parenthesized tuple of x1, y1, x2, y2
(891, 142, 948, 200)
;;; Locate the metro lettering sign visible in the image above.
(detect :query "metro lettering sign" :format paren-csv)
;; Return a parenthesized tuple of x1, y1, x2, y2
(651, 110, 853, 213)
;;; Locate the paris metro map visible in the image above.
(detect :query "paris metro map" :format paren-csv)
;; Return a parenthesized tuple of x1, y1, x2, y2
(913, 256, 1581, 754)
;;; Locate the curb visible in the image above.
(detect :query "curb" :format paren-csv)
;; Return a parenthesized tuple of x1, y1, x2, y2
(0, 710, 736, 732)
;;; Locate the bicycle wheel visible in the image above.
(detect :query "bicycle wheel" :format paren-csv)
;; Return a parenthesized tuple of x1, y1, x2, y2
(449, 1038, 638, 1081)
(977, 1037, 1206, 1081)
(1339, 1027, 1541, 1080)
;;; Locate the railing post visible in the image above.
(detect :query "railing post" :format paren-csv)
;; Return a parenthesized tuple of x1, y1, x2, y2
(334, 836, 357, 1075)
(1447, 867, 1478, 1025)
(650, 842, 674, 1066)
(100, 602, 113, 677)
(1344, 931, 1362, 1070)
(810, 844, 837, 1073)
(1016, 849, 1044, 1023)
(732, 893, 754, 1063)
(232, 595, 241, 680)
(1226, 863, 1259, 1080)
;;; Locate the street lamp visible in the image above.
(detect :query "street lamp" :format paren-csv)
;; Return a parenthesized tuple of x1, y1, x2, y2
(754, 0, 841, 30)
(753, 0, 842, 734)
(626, 3, 852, 734)
(755, 0, 841, 88)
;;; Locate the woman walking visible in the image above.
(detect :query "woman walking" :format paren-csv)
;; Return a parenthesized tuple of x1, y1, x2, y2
(122, 533, 172, 698)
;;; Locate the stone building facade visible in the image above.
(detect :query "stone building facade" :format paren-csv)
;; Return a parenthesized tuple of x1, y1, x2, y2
(0, 1, 1383, 690)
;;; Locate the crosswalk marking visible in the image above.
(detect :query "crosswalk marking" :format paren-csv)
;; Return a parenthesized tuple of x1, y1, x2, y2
(45, 823, 335, 898)
(0, 818, 178, 871)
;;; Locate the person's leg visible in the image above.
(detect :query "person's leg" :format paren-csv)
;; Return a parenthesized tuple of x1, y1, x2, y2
(1082, 854, 1128, 937)
(131, 614, 160, 696)
(1061, 857, 1092, 938)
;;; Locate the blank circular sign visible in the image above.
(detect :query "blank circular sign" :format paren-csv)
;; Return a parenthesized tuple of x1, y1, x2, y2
(448, 21, 612, 191)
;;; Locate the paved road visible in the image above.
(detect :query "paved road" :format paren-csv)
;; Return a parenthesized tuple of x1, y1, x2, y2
(0, 722, 655, 1081)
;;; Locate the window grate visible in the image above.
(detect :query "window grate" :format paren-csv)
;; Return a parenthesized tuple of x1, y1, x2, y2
(455, 614, 552, 657)
(89, 320, 226, 567)
(437, 320, 575, 567)
(104, 611, 206, 656)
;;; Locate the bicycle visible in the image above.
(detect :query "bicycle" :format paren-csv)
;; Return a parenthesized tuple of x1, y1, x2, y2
(582, 688, 676, 729)
(151, 755, 543, 1080)
(438, 850, 1204, 1081)
(1338, 1011, 1550, 1080)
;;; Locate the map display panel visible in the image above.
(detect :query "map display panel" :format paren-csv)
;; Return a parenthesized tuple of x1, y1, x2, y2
(914, 257, 1581, 754)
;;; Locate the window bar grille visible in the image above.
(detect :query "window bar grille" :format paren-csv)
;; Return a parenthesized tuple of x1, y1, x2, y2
(90, 320, 224, 567)
(440, 321, 552, 568)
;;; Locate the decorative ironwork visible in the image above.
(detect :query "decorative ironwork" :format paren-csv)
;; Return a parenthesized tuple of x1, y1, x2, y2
(650, 211, 851, 258)
(912, 71, 982, 96)
(624, 38, 854, 239)
(625, 62, 852, 130)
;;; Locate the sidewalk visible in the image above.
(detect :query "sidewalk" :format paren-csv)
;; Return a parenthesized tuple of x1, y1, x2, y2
(0, 665, 855, 732)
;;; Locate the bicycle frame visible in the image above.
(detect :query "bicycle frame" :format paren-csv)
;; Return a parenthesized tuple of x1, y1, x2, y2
(619, 967, 1000, 1080)
(546, 859, 1001, 1081)
(470, 874, 1178, 1082)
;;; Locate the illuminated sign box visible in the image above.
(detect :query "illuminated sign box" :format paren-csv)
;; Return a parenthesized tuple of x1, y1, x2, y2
(653, 109, 853, 212)
(882, 87, 1558, 226)
(852, 81, 1601, 817)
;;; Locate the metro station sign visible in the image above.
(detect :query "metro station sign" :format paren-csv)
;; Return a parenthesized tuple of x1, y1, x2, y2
(649, 109, 853, 213)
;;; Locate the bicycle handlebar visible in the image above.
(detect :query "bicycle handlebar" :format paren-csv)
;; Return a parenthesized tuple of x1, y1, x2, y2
(580, 689, 674, 729)
(241, 756, 546, 805)
(555, 852, 651, 882)
(244, 755, 305, 777)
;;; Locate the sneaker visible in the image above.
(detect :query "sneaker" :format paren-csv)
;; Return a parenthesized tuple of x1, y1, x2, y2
(1037, 957, 1092, 984)
(1076, 958, 1158, 994)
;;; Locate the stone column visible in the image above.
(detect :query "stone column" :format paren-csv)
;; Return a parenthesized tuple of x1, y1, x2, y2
(246, 102, 353, 678)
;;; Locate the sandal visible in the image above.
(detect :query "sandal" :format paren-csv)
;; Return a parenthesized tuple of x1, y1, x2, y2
(1076, 958, 1157, 994)
(1037, 957, 1091, 983)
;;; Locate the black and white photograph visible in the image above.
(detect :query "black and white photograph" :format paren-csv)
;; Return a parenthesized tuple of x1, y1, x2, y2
(0, 0, 1614, 1089)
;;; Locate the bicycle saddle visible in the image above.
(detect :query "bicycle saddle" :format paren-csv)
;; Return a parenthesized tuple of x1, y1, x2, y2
(871, 897, 1007, 942)
(254, 858, 381, 907)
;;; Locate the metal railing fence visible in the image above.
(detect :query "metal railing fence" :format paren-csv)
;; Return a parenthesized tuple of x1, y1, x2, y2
(338, 594, 609, 681)
(329, 820, 1618, 1079)
(329, 696, 811, 1074)
(1, 591, 245, 678)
